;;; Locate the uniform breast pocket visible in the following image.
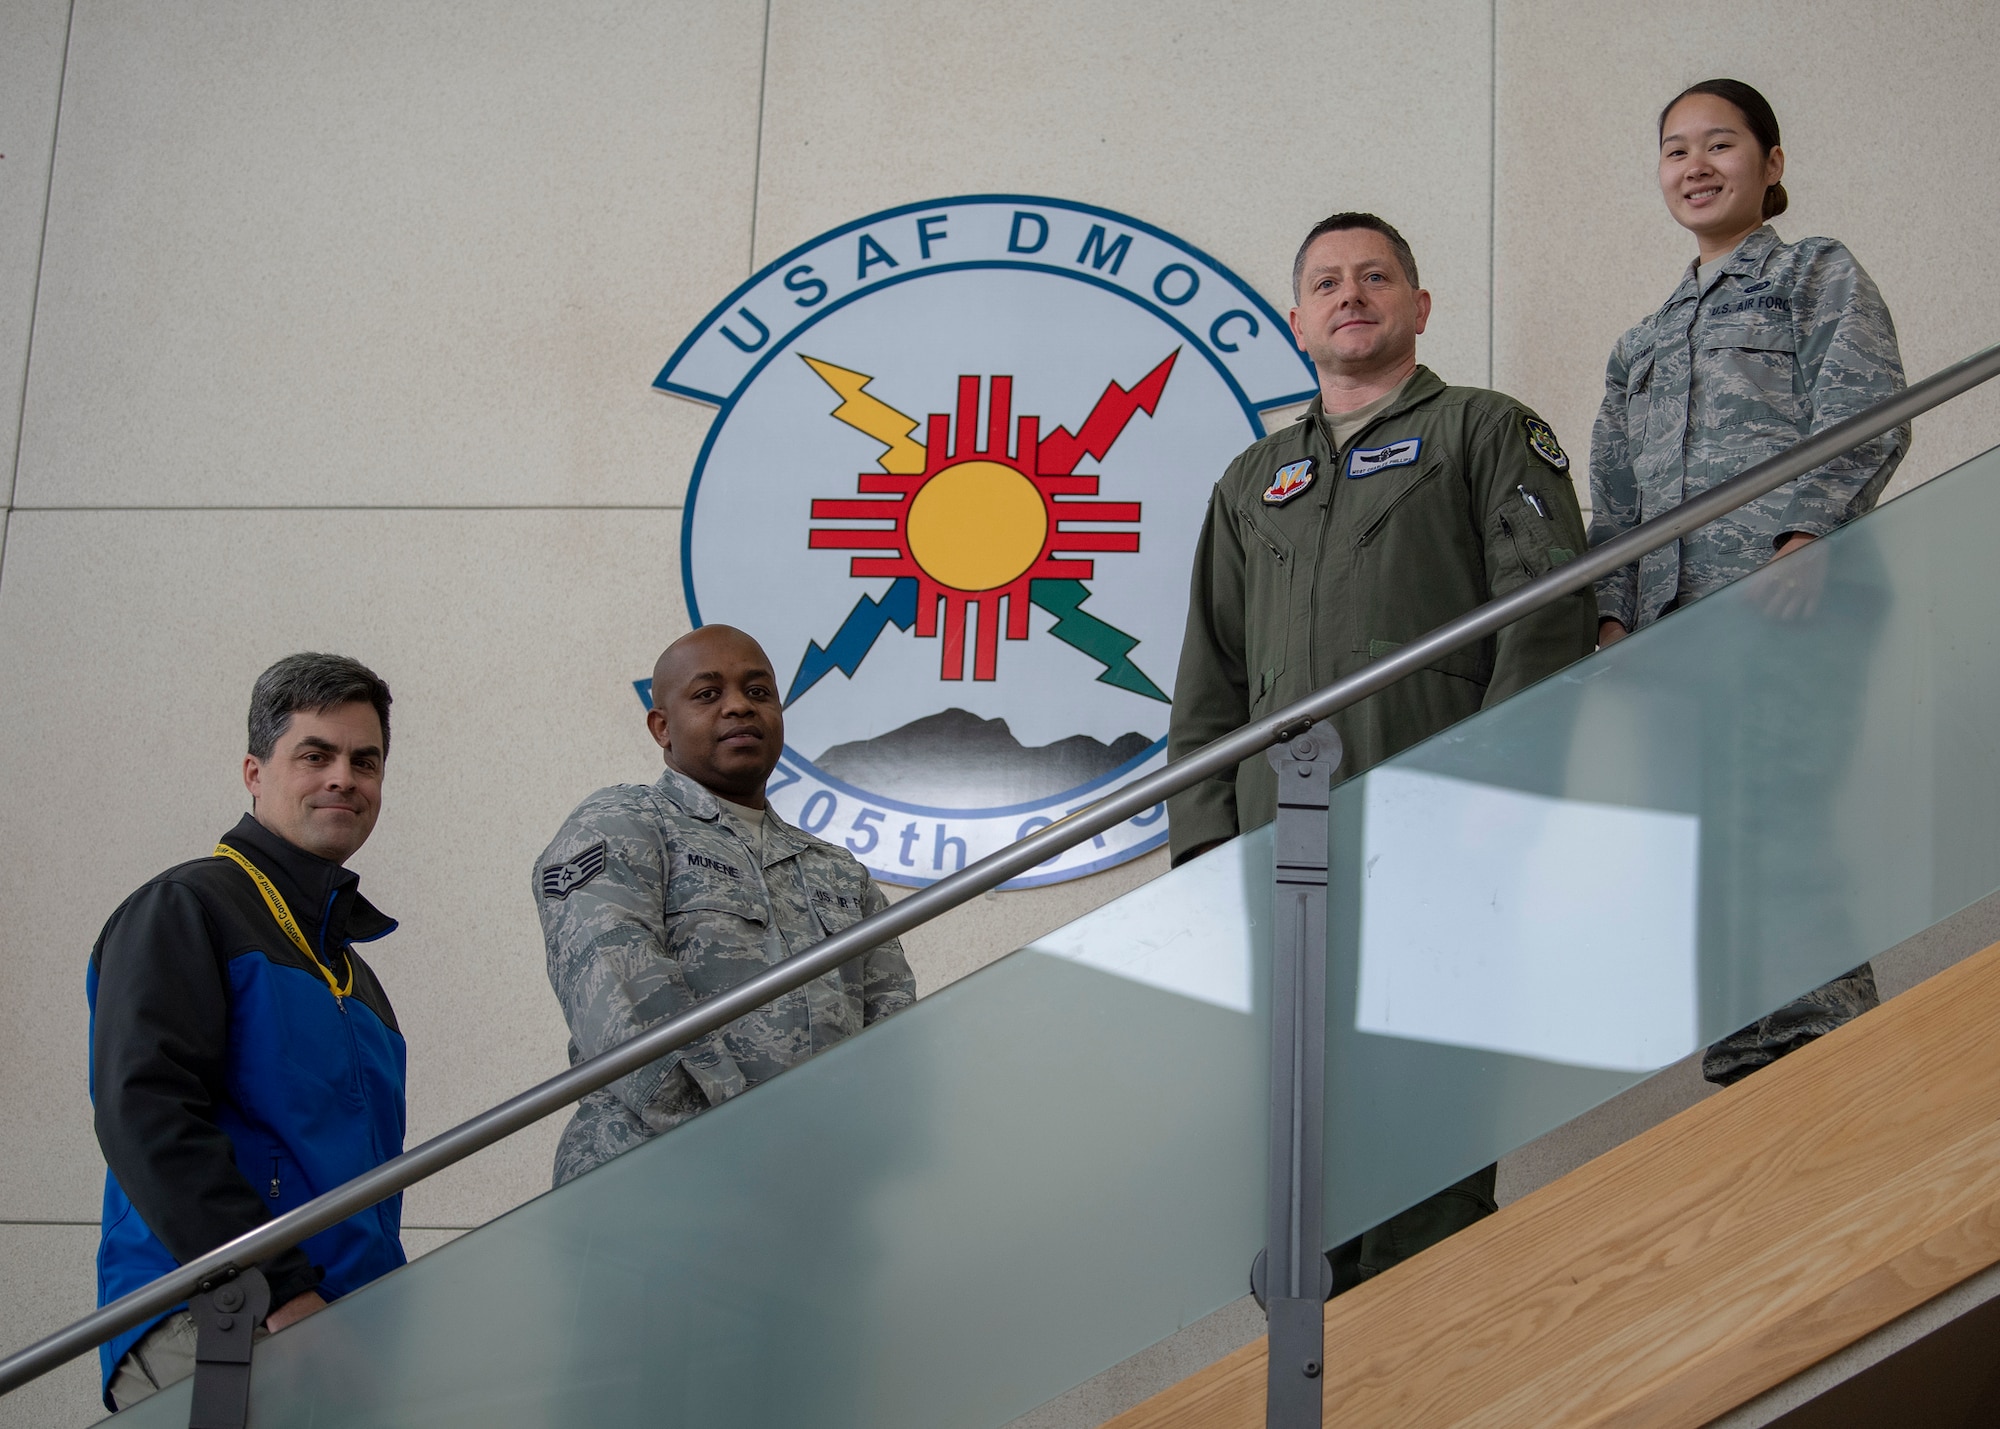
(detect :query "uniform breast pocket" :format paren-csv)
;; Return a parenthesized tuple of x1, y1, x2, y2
(809, 887, 867, 937)
(1701, 324, 1804, 426)
(666, 892, 773, 988)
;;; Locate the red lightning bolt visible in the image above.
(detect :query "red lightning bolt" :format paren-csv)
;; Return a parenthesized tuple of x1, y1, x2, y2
(1036, 349, 1181, 476)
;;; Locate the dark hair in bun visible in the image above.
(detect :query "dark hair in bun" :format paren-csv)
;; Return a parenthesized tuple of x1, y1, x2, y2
(1660, 78, 1788, 219)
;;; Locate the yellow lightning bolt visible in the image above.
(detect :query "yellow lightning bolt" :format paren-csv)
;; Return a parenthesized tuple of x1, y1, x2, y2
(801, 356, 926, 474)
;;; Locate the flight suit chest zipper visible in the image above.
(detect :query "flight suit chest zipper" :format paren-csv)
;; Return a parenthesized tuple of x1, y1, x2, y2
(1354, 465, 1439, 548)
(1307, 483, 1340, 689)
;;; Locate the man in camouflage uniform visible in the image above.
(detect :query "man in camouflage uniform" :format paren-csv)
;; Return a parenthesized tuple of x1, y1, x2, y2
(535, 625, 915, 1185)
(1589, 222, 1909, 1084)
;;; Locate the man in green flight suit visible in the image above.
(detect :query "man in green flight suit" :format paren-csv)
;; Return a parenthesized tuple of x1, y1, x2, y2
(1167, 212, 1598, 1286)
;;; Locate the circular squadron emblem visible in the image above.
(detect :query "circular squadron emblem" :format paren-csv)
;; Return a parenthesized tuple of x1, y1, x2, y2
(655, 196, 1312, 887)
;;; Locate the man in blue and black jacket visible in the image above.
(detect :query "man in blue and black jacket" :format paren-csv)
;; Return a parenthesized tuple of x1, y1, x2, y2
(88, 652, 408, 1410)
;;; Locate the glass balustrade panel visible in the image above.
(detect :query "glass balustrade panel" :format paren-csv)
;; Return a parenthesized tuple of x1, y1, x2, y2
(1323, 445, 2000, 1240)
(110, 446, 2000, 1426)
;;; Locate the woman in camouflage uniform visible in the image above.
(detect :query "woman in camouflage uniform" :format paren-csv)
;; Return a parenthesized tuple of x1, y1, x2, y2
(1589, 79, 1908, 1085)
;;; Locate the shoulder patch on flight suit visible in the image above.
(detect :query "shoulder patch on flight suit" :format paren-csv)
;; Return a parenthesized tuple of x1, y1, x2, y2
(1523, 416, 1569, 471)
(1262, 458, 1315, 505)
(541, 842, 607, 900)
(1346, 438, 1422, 477)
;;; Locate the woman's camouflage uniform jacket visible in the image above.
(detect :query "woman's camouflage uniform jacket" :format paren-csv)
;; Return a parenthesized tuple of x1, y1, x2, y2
(1589, 224, 1908, 631)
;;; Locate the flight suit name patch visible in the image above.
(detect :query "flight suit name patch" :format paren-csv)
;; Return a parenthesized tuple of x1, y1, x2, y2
(1346, 438, 1422, 477)
(1262, 458, 1315, 505)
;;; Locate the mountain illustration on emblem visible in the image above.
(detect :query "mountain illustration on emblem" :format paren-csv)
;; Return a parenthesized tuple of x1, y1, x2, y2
(814, 709, 1153, 809)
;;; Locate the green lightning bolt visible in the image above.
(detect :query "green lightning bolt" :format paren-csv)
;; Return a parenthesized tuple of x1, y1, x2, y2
(1028, 579, 1170, 703)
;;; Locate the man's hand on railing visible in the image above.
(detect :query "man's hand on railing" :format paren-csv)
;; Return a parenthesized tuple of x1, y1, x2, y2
(265, 1290, 327, 1334)
(1598, 618, 1629, 649)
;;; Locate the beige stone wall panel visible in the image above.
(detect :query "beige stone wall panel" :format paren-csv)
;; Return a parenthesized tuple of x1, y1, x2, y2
(0, 1223, 101, 1429)
(1493, 1, 2000, 513)
(0, 507, 694, 1228)
(12, 0, 766, 510)
(0, 0, 71, 511)
(755, 0, 1498, 392)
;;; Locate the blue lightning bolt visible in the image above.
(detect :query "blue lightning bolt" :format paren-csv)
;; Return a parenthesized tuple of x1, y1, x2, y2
(785, 577, 920, 706)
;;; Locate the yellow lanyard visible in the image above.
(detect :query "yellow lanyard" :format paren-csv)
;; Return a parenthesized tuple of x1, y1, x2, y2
(212, 843, 354, 1003)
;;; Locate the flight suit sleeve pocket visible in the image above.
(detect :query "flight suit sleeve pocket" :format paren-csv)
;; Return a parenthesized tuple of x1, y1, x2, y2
(1494, 488, 1558, 579)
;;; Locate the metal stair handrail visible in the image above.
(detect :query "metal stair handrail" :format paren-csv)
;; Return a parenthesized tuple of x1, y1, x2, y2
(4, 341, 1998, 1399)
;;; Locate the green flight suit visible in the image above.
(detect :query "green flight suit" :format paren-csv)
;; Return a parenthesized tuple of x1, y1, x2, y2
(1168, 365, 1597, 858)
(1166, 365, 1598, 1283)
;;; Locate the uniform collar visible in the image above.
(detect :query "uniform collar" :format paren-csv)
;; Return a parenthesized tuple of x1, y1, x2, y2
(1670, 224, 1782, 304)
(654, 765, 808, 864)
(218, 813, 396, 949)
(1307, 364, 1445, 439)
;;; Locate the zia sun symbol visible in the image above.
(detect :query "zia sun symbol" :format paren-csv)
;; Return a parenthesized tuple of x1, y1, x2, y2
(787, 351, 1179, 708)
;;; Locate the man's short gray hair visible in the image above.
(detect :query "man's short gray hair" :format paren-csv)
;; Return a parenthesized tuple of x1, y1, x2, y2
(247, 653, 393, 760)
(1292, 212, 1421, 302)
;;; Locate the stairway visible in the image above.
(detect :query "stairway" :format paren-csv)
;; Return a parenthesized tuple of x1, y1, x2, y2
(1109, 934, 2000, 1427)
(103, 439, 2000, 1427)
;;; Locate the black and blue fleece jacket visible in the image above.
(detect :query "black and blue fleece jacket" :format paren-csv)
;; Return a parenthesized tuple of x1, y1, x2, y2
(86, 814, 407, 1402)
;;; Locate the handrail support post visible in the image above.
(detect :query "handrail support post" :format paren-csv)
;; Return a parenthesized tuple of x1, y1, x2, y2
(187, 1266, 266, 1429)
(1257, 722, 1337, 1427)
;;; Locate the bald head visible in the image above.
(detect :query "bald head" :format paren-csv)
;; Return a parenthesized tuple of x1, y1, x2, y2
(652, 625, 772, 700)
(646, 625, 784, 805)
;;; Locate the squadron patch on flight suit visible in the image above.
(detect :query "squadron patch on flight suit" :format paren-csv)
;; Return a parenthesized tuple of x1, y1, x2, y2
(1523, 416, 1569, 471)
(1262, 458, 1315, 505)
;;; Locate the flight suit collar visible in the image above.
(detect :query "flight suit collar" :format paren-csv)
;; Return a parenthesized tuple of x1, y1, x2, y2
(653, 764, 807, 868)
(218, 813, 396, 951)
(1307, 365, 1446, 450)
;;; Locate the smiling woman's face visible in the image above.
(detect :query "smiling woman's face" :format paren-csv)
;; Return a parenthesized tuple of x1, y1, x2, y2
(1658, 91, 1784, 258)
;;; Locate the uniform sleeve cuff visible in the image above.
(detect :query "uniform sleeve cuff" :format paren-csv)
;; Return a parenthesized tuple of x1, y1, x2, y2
(676, 1043, 748, 1108)
(260, 1249, 324, 1312)
(1773, 508, 1839, 543)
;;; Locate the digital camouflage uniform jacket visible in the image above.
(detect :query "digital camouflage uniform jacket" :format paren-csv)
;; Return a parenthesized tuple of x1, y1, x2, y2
(535, 765, 915, 1185)
(1167, 366, 1598, 859)
(1589, 225, 1908, 631)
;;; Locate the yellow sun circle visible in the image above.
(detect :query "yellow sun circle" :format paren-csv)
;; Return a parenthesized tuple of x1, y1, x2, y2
(905, 460, 1049, 591)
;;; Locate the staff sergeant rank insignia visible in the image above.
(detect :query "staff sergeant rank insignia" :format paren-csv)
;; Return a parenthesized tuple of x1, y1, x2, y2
(1263, 458, 1315, 505)
(1524, 416, 1569, 471)
(540, 842, 607, 901)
